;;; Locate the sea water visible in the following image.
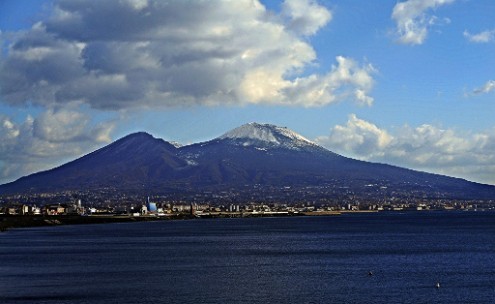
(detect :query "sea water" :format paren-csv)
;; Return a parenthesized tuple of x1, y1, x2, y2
(1, 212, 494, 304)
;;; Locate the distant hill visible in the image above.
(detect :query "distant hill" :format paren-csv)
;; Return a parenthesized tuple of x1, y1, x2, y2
(1, 123, 495, 201)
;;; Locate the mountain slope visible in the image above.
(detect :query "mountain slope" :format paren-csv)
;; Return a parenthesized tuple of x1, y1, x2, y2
(1, 123, 494, 201)
(179, 124, 495, 199)
(1, 132, 187, 193)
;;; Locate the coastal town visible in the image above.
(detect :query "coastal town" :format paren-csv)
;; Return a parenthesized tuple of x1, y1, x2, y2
(1, 196, 493, 217)
(2, 188, 494, 231)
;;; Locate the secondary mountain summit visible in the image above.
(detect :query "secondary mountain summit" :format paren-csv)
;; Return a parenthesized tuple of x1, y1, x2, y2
(1, 123, 495, 202)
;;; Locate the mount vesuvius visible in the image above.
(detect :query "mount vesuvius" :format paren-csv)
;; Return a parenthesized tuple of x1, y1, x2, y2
(1, 123, 494, 201)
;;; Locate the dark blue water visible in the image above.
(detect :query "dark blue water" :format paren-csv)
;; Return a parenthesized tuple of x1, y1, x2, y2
(1, 212, 494, 304)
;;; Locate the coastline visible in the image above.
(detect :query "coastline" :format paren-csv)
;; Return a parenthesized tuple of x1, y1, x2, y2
(0, 211, 352, 232)
(0, 209, 485, 232)
(0, 214, 191, 232)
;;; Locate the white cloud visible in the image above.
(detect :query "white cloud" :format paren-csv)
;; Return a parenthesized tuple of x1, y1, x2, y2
(463, 29, 495, 43)
(33, 108, 90, 142)
(316, 114, 392, 156)
(473, 80, 495, 95)
(282, 0, 332, 36)
(316, 114, 495, 185)
(0, 110, 114, 184)
(124, 0, 149, 11)
(391, 0, 455, 45)
(243, 56, 376, 107)
(0, 0, 375, 111)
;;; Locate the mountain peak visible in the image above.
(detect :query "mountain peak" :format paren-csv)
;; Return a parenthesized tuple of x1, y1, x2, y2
(123, 131, 154, 139)
(100, 131, 178, 156)
(116, 131, 155, 143)
(217, 122, 318, 150)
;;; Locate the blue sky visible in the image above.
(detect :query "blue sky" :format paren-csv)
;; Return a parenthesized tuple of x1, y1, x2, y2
(0, 0, 494, 185)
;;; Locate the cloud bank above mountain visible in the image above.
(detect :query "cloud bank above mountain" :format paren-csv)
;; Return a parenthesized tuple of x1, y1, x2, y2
(0, 0, 374, 110)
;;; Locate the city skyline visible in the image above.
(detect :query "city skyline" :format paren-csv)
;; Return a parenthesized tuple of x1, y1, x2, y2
(1, 0, 494, 185)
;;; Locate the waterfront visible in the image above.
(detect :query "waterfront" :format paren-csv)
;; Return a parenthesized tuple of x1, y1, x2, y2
(1, 212, 494, 303)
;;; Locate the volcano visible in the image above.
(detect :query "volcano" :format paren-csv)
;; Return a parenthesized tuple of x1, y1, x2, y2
(1, 123, 494, 202)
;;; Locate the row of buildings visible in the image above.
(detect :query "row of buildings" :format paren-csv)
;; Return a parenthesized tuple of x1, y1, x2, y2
(1, 197, 492, 217)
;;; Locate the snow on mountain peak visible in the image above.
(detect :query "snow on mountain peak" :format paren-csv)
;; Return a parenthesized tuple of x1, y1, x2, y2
(218, 122, 318, 150)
